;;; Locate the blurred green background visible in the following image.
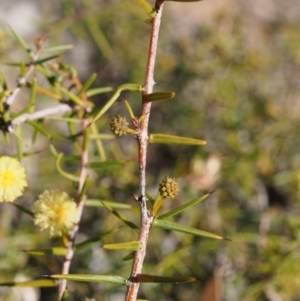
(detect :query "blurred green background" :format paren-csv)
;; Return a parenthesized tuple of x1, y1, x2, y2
(0, 0, 300, 300)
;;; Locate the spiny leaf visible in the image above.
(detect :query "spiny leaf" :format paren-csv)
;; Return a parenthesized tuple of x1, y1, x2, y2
(157, 192, 212, 220)
(50, 274, 127, 285)
(149, 133, 206, 145)
(153, 219, 226, 240)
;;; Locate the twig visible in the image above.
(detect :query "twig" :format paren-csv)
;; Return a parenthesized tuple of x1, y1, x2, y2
(11, 104, 73, 126)
(4, 37, 46, 107)
(57, 84, 90, 300)
(125, 2, 165, 301)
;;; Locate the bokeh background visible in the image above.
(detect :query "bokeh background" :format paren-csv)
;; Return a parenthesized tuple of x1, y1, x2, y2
(0, 0, 300, 300)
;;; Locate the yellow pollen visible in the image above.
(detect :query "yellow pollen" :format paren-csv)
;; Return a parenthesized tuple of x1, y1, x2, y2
(0, 169, 16, 189)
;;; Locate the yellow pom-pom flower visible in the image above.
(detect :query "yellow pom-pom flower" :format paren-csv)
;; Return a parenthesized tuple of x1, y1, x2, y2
(33, 190, 78, 237)
(0, 156, 27, 202)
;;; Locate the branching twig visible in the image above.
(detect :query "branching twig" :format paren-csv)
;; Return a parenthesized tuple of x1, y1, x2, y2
(4, 37, 46, 107)
(125, 2, 165, 301)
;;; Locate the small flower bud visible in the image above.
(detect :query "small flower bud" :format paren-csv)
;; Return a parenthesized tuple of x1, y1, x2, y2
(110, 115, 129, 136)
(159, 176, 179, 199)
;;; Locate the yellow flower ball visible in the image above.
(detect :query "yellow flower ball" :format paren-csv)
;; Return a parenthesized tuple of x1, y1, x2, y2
(33, 190, 78, 237)
(0, 156, 27, 202)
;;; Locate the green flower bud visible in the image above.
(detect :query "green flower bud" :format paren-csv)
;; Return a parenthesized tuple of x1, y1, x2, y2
(159, 176, 179, 199)
(110, 115, 129, 136)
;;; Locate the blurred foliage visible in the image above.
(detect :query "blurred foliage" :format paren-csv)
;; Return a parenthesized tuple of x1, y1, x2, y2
(0, 0, 300, 301)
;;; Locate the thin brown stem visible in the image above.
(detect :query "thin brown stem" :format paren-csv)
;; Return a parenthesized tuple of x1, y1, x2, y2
(125, 2, 165, 301)
(58, 89, 89, 300)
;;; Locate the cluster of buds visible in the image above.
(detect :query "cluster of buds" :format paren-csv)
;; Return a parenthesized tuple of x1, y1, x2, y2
(110, 115, 129, 136)
(159, 176, 179, 199)
(152, 176, 179, 215)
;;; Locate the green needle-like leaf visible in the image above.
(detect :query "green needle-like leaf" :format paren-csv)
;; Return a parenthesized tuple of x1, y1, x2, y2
(29, 77, 37, 113)
(146, 91, 175, 102)
(91, 83, 142, 124)
(124, 98, 135, 119)
(56, 86, 84, 106)
(15, 125, 23, 161)
(50, 274, 127, 285)
(102, 240, 141, 251)
(74, 229, 118, 252)
(0, 279, 56, 287)
(135, 274, 196, 283)
(101, 202, 139, 231)
(23, 247, 67, 256)
(55, 153, 80, 182)
(135, 0, 156, 18)
(87, 160, 124, 169)
(35, 85, 61, 100)
(149, 134, 206, 145)
(85, 16, 113, 60)
(146, 192, 155, 205)
(0, 71, 8, 90)
(41, 45, 74, 53)
(86, 199, 131, 209)
(46, 116, 81, 123)
(102, 241, 141, 251)
(153, 219, 225, 240)
(123, 252, 135, 261)
(86, 87, 113, 97)
(26, 120, 52, 139)
(31, 54, 62, 65)
(157, 192, 212, 220)
(77, 73, 97, 97)
(12, 203, 34, 217)
(9, 26, 31, 53)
